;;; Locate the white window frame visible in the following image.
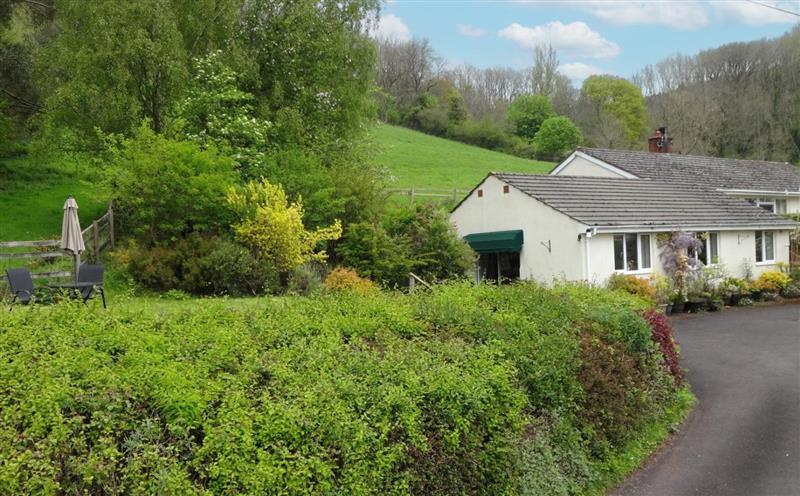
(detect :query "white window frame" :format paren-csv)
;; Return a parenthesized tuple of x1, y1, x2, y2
(755, 230, 776, 265)
(613, 233, 652, 274)
(690, 232, 720, 266)
(747, 197, 777, 213)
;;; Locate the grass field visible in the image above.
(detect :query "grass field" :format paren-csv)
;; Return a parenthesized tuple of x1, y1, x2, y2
(1, 125, 551, 240)
(372, 124, 553, 189)
(0, 156, 109, 241)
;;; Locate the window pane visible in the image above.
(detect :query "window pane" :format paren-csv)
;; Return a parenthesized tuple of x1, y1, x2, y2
(696, 232, 707, 265)
(614, 235, 624, 270)
(640, 235, 651, 269)
(765, 231, 774, 260)
(777, 199, 787, 214)
(755, 231, 763, 262)
(759, 203, 775, 213)
(625, 233, 638, 271)
(710, 233, 719, 264)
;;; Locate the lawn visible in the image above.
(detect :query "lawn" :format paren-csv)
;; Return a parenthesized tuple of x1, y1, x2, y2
(372, 124, 554, 190)
(0, 155, 109, 241)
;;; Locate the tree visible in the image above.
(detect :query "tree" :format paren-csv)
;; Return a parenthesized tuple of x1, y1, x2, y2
(506, 94, 555, 141)
(173, 51, 271, 179)
(34, 0, 190, 137)
(236, 0, 379, 160)
(446, 92, 467, 126)
(227, 179, 343, 272)
(578, 75, 647, 148)
(533, 116, 582, 160)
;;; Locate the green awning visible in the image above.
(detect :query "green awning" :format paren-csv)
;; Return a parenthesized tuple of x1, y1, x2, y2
(464, 230, 524, 253)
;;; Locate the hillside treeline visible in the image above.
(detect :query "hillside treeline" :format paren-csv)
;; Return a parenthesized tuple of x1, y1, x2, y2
(375, 25, 800, 163)
(633, 25, 800, 162)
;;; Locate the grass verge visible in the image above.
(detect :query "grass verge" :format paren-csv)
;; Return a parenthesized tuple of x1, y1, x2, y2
(585, 386, 697, 495)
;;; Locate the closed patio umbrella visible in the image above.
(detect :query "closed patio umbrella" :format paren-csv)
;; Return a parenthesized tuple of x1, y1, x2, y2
(61, 196, 85, 282)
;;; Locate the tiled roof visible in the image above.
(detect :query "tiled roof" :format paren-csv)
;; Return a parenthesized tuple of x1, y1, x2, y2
(494, 173, 797, 230)
(576, 148, 800, 192)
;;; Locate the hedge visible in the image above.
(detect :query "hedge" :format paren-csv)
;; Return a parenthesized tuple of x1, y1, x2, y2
(0, 282, 685, 495)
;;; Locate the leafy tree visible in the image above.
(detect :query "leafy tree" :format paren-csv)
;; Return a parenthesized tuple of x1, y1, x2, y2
(172, 50, 271, 178)
(507, 94, 555, 141)
(235, 0, 379, 161)
(107, 123, 238, 244)
(34, 0, 190, 138)
(533, 116, 582, 160)
(446, 92, 468, 126)
(579, 75, 647, 148)
(227, 178, 343, 272)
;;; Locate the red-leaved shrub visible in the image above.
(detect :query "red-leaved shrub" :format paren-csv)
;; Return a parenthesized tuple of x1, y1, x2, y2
(644, 309, 683, 385)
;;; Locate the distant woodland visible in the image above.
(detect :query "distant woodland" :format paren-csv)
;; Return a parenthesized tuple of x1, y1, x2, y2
(1, 1, 798, 163)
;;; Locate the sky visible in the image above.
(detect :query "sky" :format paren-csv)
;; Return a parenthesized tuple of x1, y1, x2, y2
(372, 0, 800, 83)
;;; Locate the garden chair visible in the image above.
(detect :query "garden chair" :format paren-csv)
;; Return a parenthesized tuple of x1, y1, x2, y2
(5, 268, 52, 310)
(77, 264, 106, 308)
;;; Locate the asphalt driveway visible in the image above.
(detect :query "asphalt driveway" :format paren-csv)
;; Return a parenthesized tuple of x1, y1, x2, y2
(611, 303, 800, 496)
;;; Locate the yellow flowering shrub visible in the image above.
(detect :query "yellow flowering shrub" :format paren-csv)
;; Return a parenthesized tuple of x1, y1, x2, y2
(227, 179, 342, 272)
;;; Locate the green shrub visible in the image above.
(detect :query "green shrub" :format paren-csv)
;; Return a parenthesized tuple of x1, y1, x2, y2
(448, 118, 512, 151)
(338, 205, 474, 288)
(107, 124, 238, 244)
(782, 281, 800, 299)
(754, 270, 791, 293)
(0, 282, 683, 495)
(115, 235, 279, 296)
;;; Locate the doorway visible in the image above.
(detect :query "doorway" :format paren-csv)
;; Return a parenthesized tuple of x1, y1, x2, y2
(478, 251, 520, 284)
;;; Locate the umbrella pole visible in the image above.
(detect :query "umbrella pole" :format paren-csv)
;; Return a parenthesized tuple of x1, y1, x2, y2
(73, 253, 80, 284)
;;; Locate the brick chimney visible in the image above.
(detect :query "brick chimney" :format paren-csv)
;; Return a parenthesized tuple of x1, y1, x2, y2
(648, 127, 673, 153)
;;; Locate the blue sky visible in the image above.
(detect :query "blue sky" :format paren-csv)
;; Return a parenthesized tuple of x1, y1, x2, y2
(373, 1, 799, 83)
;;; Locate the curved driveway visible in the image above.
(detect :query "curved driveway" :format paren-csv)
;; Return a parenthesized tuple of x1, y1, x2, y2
(612, 303, 800, 496)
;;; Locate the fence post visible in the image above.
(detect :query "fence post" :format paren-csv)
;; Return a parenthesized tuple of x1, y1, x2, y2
(409, 186, 415, 206)
(408, 274, 415, 293)
(92, 220, 99, 261)
(108, 202, 115, 249)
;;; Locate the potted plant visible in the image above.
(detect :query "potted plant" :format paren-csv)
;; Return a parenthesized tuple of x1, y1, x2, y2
(669, 291, 685, 314)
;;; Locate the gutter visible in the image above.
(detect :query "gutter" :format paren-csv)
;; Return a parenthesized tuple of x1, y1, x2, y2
(590, 223, 798, 234)
(720, 188, 800, 197)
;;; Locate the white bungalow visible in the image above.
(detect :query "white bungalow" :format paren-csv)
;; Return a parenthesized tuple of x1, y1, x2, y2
(451, 172, 797, 284)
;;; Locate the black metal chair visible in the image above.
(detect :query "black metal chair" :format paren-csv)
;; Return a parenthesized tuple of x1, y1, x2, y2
(5, 268, 52, 310)
(77, 264, 106, 308)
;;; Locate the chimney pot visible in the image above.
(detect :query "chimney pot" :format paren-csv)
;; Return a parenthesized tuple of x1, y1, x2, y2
(648, 127, 673, 153)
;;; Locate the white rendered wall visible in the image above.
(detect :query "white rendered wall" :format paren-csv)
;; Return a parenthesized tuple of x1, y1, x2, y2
(450, 175, 587, 281)
(588, 229, 793, 284)
(552, 155, 627, 178)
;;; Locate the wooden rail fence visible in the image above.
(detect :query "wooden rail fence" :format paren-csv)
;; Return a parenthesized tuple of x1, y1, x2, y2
(388, 187, 470, 205)
(0, 202, 115, 282)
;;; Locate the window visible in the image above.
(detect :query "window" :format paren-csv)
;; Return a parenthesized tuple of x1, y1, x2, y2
(692, 232, 720, 265)
(748, 197, 777, 213)
(755, 230, 775, 263)
(614, 233, 651, 272)
(776, 199, 787, 214)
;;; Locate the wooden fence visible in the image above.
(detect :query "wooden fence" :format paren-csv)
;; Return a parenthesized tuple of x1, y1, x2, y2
(388, 187, 470, 205)
(0, 202, 115, 282)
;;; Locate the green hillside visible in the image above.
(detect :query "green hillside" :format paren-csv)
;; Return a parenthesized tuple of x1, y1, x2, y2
(372, 124, 554, 189)
(0, 156, 109, 242)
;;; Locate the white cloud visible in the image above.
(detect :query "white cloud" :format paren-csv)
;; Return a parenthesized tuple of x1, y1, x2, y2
(711, 1, 799, 26)
(371, 14, 411, 42)
(558, 62, 608, 83)
(457, 23, 487, 37)
(498, 21, 620, 59)
(582, 1, 710, 30)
